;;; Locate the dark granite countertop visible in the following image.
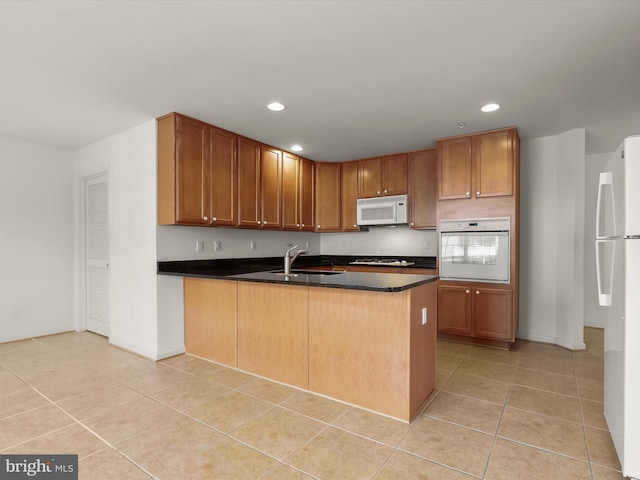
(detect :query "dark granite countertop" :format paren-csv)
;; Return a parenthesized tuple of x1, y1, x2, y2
(157, 255, 438, 292)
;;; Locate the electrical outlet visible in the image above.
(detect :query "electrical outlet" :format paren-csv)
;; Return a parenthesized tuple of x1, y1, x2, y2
(305, 241, 310, 250)
(214, 240, 222, 252)
(250, 240, 257, 251)
(421, 307, 428, 325)
(196, 240, 204, 252)
(423, 240, 430, 250)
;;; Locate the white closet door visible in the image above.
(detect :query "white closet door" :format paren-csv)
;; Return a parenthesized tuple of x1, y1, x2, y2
(86, 175, 110, 336)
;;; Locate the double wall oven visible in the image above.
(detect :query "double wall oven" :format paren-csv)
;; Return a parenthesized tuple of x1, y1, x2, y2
(439, 218, 511, 284)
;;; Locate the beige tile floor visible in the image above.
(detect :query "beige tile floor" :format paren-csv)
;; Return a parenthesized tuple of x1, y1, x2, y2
(0, 327, 624, 479)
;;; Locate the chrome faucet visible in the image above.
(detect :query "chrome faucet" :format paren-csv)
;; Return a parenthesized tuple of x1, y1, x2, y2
(284, 245, 308, 275)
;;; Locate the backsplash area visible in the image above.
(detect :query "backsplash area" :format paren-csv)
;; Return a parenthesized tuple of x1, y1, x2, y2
(157, 225, 438, 261)
(321, 226, 437, 257)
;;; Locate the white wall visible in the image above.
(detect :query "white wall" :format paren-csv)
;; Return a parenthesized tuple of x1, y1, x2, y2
(0, 137, 74, 342)
(321, 226, 438, 257)
(157, 226, 319, 261)
(584, 152, 611, 327)
(74, 120, 167, 359)
(519, 129, 586, 350)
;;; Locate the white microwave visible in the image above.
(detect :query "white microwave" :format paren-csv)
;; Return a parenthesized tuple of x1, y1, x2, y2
(357, 195, 409, 226)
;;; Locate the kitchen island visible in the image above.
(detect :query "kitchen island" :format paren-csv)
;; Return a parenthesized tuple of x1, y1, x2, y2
(159, 262, 437, 422)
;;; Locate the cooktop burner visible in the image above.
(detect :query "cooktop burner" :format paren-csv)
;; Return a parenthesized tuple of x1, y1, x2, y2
(350, 258, 415, 266)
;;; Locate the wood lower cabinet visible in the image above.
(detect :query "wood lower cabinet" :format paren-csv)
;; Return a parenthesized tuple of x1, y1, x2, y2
(237, 282, 309, 388)
(315, 162, 341, 231)
(341, 161, 359, 231)
(408, 149, 436, 229)
(184, 278, 237, 366)
(437, 281, 514, 346)
(358, 154, 408, 198)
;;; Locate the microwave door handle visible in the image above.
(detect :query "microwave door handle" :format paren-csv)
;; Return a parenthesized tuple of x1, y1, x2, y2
(595, 239, 614, 307)
(596, 172, 615, 239)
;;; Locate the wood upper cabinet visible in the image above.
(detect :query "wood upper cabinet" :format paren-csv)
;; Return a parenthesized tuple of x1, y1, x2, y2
(283, 154, 315, 231)
(358, 153, 408, 198)
(209, 126, 237, 226)
(282, 152, 300, 231)
(299, 158, 315, 231)
(157, 112, 237, 226)
(473, 129, 515, 198)
(408, 149, 436, 229)
(261, 145, 283, 229)
(341, 161, 360, 231)
(315, 162, 341, 232)
(437, 282, 514, 342)
(237, 136, 262, 228)
(437, 127, 517, 200)
(437, 136, 472, 200)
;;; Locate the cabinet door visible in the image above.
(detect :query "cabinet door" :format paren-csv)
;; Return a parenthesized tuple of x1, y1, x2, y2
(282, 152, 300, 230)
(175, 115, 209, 224)
(408, 149, 436, 228)
(261, 146, 283, 229)
(358, 157, 382, 198)
(437, 136, 472, 200)
(315, 162, 341, 231)
(299, 158, 315, 231)
(473, 287, 513, 340)
(237, 136, 261, 228)
(473, 129, 514, 198)
(209, 127, 237, 226)
(382, 153, 408, 195)
(341, 161, 360, 231)
(437, 283, 472, 335)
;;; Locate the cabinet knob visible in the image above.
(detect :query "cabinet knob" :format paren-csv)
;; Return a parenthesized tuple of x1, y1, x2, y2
(476, 191, 480, 196)
(353, 224, 357, 228)
(212, 216, 217, 222)
(384, 189, 388, 194)
(377, 190, 381, 195)
(465, 289, 470, 294)
(263, 221, 268, 225)
(301, 223, 305, 227)
(296, 223, 300, 227)
(411, 222, 414, 226)
(257, 220, 261, 225)
(317, 224, 320, 228)
(466, 192, 470, 196)
(476, 290, 480, 294)
(203, 216, 208, 221)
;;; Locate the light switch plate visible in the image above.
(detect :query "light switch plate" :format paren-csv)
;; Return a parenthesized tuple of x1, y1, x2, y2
(196, 240, 204, 252)
(214, 240, 222, 252)
(250, 240, 257, 251)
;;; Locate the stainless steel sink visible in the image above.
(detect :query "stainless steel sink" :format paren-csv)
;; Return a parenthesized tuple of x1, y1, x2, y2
(271, 269, 343, 276)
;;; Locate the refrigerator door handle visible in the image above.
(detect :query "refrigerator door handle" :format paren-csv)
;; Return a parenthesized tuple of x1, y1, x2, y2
(596, 171, 615, 239)
(596, 239, 615, 307)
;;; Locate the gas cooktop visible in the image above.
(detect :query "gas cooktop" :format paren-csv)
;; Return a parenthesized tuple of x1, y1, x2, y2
(350, 258, 415, 266)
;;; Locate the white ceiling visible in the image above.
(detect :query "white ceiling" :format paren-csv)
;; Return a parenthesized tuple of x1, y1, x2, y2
(2, 0, 640, 161)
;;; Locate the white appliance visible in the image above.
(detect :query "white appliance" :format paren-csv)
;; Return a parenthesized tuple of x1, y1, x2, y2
(439, 218, 510, 283)
(357, 194, 408, 226)
(595, 134, 640, 480)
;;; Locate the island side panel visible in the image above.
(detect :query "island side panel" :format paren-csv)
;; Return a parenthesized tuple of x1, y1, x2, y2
(184, 278, 237, 366)
(409, 281, 437, 415)
(237, 282, 309, 389)
(308, 287, 411, 420)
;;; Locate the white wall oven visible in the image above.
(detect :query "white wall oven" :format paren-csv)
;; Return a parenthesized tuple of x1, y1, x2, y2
(439, 218, 511, 284)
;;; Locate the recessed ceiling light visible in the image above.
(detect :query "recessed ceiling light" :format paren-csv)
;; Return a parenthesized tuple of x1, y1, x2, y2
(267, 102, 285, 112)
(291, 145, 303, 152)
(481, 103, 500, 113)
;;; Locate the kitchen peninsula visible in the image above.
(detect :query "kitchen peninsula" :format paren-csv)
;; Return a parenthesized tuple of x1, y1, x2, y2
(158, 259, 437, 422)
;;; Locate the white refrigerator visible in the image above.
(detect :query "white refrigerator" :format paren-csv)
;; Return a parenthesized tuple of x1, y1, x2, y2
(595, 134, 640, 480)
